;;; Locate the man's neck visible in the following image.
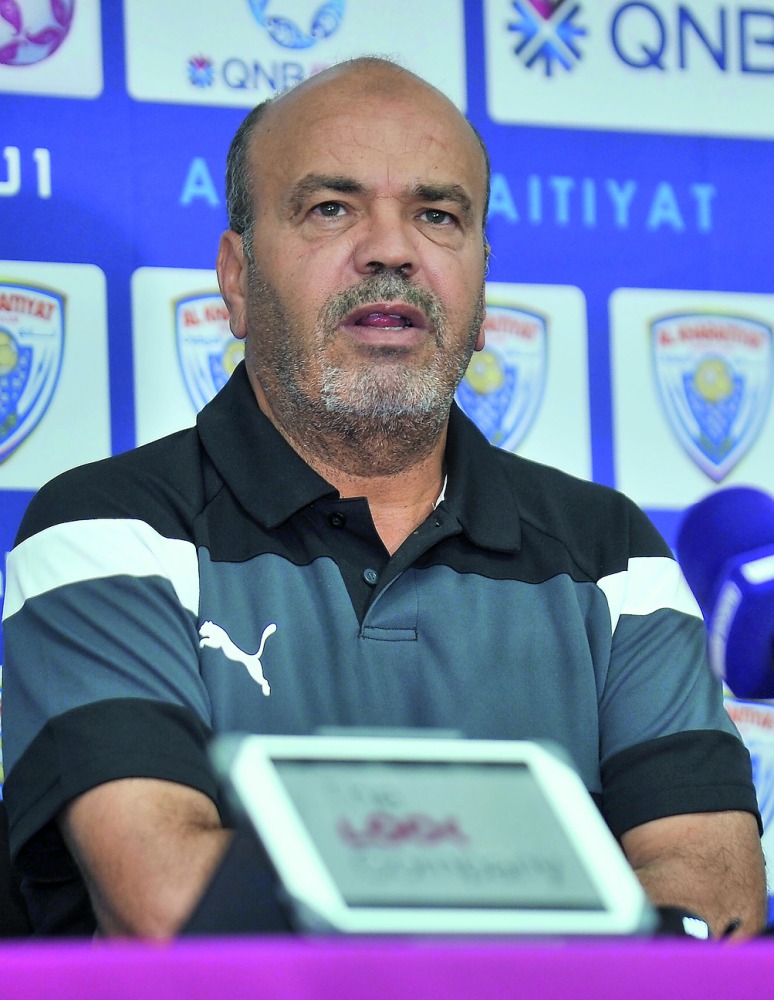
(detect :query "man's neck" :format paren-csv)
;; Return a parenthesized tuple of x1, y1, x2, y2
(311, 447, 448, 555)
(251, 376, 449, 554)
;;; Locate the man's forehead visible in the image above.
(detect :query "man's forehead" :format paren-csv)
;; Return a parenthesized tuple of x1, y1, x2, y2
(249, 70, 486, 205)
(262, 61, 447, 121)
(258, 72, 470, 145)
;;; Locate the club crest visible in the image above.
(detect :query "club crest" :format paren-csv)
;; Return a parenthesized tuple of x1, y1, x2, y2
(0, 281, 64, 463)
(651, 312, 773, 482)
(456, 304, 548, 452)
(175, 293, 245, 412)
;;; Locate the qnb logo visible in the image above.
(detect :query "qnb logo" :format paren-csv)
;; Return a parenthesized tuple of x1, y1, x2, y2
(508, 0, 587, 75)
(611, 4, 774, 74)
(187, 55, 215, 88)
(247, 0, 345, 50)
(337, 812, 469, 849)
(0, 0, 75, 67)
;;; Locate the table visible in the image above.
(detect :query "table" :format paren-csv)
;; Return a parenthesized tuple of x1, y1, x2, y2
(3, 936, 774, 999)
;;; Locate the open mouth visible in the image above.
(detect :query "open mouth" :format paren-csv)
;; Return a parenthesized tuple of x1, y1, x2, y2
(357, 313, 413, 329)
(343, 303, 428, 331)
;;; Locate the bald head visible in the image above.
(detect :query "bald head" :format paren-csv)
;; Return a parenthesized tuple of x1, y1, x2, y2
(225, 58, 490, 255)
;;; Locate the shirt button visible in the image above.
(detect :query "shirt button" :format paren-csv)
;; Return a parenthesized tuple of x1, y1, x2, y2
(363, 568, 378, 586)
(329, 512, 346, 528)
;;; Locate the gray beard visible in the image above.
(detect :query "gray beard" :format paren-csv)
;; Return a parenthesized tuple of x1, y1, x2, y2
(246, 268, 484, 476)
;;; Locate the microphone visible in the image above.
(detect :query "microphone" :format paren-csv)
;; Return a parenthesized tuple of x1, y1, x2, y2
(676, 486, 774, 700)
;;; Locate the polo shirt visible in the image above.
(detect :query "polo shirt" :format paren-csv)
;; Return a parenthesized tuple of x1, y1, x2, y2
(1, 362, 759, 934)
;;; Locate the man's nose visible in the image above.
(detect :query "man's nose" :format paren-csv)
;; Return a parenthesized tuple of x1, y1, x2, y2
(352, 207, 418, 277)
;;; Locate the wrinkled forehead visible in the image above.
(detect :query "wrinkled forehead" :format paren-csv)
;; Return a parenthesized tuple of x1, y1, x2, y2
(249, 69, 487, 213)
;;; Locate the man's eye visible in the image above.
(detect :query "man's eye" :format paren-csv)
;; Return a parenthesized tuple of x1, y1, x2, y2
(312, 201, 345, 218)
(421, 209, 455, 226)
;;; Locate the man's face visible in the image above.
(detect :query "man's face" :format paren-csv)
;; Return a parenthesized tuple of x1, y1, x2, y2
(228, 70, 488, 451)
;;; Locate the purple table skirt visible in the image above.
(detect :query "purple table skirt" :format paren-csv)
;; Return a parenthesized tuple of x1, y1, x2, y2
(3, 936, 774, 999)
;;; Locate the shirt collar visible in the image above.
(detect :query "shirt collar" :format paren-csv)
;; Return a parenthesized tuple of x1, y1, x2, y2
(197, 363, 336, 529)
(443, 403, 522, 553)
(198, 363, 522, 551)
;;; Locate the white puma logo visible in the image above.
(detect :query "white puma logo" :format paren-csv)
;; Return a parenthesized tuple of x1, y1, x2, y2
(199, 620, 277, 696)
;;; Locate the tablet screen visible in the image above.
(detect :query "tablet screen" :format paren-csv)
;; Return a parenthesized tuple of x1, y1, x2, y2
(274, 759, 604, 911)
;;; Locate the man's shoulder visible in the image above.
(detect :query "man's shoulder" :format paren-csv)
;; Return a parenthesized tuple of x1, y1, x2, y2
(489, 443, 624, 509)
(16, 426, 206, 544)
(489, 446, 671, 563)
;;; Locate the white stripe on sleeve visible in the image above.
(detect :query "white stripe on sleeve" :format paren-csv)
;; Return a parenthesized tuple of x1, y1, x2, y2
(2, 519, 199, 620)
(597, 555, 702, 634)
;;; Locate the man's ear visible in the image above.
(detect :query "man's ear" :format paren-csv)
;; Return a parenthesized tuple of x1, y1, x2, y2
(216, 230, 250, 341)
(474, 244, 490, 352)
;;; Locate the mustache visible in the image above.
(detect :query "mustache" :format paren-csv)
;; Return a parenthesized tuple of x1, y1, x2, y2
(318, 271, 446, 333)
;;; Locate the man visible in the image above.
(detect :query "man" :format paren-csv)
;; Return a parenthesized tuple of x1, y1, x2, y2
(1, 58, 766, 939)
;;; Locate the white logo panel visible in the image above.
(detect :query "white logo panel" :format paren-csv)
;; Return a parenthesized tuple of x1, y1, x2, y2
(610, 288, 774, 508)
(0, 260, 109, 490)
(460, 282, 591, 480)
(0, 0, 102, 99)
(124, 0, 466, 108)
(132, 267, 244, 446)
(485, 0, 774, 138)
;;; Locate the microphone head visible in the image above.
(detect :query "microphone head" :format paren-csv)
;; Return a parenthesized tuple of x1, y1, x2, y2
(676, 487, 774, 617)
(676, 486, 774, 699)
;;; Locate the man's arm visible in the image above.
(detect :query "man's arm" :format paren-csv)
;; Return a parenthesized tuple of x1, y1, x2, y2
(621, 810, 767, 939)
(59, 778, 232, 939)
